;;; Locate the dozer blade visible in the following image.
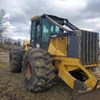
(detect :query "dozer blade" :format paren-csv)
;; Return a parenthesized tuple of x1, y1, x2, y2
(57, 58, 100, 93)
(79, 67, 100, 93)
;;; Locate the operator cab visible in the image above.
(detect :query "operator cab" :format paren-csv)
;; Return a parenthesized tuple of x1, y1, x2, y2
(30, 14, 78, 49)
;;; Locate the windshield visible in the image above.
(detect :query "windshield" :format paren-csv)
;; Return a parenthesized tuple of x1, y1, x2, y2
(42, 18, 63, 43)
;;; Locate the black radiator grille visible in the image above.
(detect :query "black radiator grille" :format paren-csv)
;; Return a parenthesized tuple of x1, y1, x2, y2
(80, 31, 99, 65)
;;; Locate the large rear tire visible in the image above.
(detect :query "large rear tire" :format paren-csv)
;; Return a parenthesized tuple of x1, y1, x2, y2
(9, 48, 24, 73)
(22, 48, 56, 92)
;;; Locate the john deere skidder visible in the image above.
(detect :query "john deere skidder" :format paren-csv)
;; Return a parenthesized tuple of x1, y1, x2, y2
(9, 14, 100, 93)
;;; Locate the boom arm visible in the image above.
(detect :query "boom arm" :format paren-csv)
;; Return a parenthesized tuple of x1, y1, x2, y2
(66, 21, 79, 30)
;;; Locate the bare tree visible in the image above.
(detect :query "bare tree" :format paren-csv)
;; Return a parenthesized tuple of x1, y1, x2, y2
(0, 9, 10, 44)
(0, 9, 9, 33)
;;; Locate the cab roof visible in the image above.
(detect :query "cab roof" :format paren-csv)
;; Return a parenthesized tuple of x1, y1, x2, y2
(31, 14, 68, 22)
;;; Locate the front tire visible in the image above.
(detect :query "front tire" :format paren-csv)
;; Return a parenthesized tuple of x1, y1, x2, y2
(22, 48, 56, 92)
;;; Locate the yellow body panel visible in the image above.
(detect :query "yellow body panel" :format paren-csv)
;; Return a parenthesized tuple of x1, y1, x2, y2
(23, 40, 30, 51)
(48, 37, 67, 56)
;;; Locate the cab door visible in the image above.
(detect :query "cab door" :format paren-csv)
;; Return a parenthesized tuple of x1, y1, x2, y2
(34, 19, 42, 48)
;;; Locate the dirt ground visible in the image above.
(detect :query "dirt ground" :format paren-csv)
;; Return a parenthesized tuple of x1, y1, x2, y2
(0, 50, 100, 100)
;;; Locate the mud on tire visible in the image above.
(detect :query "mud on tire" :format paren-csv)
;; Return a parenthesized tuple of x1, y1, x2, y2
(22, 48, 57, 92)
(9, 48, 24, 73)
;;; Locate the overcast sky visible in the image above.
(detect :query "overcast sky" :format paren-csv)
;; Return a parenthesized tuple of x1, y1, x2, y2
(0, 0, 100, 40)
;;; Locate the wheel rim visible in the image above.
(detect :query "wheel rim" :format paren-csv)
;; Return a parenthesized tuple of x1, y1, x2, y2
(25, 62, 32, 80)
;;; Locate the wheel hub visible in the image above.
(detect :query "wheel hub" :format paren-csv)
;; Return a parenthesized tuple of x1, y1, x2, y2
(25, 62, 32, 80)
